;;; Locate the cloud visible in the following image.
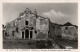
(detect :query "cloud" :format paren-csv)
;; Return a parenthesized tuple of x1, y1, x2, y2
(43, 9, 66, 18)
(42, 9, 69, 24)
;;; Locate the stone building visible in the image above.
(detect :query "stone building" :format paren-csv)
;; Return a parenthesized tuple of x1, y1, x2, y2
(4, 8, 78, 40)
(5, 8, 49, 40)
(61, 22, 78, 40)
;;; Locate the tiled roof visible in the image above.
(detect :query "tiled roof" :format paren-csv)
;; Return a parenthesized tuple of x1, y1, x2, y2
(63, 22, 73, 26)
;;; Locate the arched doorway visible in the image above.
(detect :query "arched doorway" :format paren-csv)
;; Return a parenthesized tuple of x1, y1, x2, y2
(25, 29, 29, 39)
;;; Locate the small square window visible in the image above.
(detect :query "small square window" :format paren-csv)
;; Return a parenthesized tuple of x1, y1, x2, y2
(35, 30, 37, 34)
(65, 27, 68, 30)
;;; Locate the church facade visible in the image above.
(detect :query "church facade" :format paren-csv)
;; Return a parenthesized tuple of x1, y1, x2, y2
(5, 8, 49, 40)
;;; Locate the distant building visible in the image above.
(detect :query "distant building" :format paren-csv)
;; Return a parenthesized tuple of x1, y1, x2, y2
(61, 22, 78, 40)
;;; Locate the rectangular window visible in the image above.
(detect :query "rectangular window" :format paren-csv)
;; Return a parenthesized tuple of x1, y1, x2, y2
(35, 30, 37, 34)
(25, 20, 28, 25)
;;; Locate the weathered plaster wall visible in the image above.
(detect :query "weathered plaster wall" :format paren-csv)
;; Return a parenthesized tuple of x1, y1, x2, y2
(36, 17, 49, 39)
(62, 26, 78, 39)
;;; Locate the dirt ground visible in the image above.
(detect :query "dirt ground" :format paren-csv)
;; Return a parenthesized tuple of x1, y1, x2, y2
(3, 39, 37, 49)
(3, 38, 78, 49)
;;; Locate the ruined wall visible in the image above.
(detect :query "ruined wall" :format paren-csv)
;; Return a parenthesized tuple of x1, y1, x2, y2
(48, 20, 62, 41)
(48, 20, 55, 39)
(52, 24, 62, 36)
(36, 17, 49, 40)
(5, 21, 19, 39)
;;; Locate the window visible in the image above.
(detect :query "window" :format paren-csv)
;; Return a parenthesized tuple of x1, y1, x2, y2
(35, 30, 37, 34)
(25, 20, 28, 25)
(65, 27, 68, 30)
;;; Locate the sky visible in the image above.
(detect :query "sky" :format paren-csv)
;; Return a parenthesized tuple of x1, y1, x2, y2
(3, 3, 78, 25)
